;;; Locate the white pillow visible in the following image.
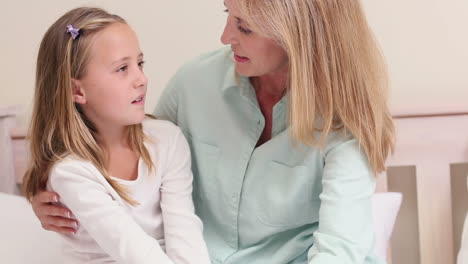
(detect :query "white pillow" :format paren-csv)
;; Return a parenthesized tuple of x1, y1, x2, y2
(0, 192, 64, 264)
(457, 176, 468, 264)
(458, 213, 468, 264)
(372, 192, 403, 259)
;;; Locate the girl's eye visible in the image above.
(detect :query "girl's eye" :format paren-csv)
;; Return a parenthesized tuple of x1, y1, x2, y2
(223, 9, 228, 13)
(138, 61, 145, 68)
(117, 65, 128, 72)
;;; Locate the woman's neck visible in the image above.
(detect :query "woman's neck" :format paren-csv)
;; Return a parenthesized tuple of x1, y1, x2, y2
(250, 70, 289, 147)
(251, 70, 288, 98)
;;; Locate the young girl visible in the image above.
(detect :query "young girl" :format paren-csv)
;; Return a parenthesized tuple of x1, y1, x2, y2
(22, 7, 211, 264)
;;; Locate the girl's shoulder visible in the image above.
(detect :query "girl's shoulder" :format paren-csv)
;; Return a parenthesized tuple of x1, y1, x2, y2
(142, 118, 183, 144)
(50, 155, 96, 177)
(141, 118, 188, 166)
(47, 155, 104, 189)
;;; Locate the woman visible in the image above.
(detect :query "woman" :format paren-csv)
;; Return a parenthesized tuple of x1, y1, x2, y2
(31, 0, 394, 263)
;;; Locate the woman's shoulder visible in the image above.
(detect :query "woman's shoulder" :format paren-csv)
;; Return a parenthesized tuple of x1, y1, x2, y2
(320, 129, 372, 172)
(184, 46, 232, 70)
(322, 129, 360, 156)
(172, 47, 233, 81)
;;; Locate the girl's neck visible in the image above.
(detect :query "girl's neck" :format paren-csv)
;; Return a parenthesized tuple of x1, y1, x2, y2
(95, 123, 129, 151)
(95, 123, 140, 181)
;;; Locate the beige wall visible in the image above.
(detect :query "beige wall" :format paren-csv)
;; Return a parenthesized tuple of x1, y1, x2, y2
(0, 0, 225, 124)
(1, 0, 467, 125)
(363, 0, 468, 115)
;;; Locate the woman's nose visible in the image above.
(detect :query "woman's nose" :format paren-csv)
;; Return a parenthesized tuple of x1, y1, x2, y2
(220, 19, 238, 45)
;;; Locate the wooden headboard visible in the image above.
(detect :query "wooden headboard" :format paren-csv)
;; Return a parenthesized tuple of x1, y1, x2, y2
(1, 105, 467, 264)
(376, 111, 468, 264)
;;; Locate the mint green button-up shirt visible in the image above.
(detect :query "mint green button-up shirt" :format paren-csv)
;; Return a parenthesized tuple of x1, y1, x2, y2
(154, 47, 384, 264)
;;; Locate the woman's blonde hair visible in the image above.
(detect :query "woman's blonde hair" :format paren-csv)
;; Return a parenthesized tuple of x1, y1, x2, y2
(238, 0, 394, 174)
(23, 7, 153, 205)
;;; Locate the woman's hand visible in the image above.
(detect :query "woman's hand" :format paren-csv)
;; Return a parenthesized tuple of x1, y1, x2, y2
(31, 191, 78, 234)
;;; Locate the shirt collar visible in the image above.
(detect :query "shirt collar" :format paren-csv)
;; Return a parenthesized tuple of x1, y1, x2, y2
(221, 53, 241, 93)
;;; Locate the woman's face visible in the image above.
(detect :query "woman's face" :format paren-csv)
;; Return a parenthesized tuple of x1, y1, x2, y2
(221, 0, 288, 77)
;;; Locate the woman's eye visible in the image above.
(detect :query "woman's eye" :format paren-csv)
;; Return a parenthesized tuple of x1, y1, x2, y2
(237, 25, 252, 34)
(138, 61, 145, 68)
(235, 18, 252, 34)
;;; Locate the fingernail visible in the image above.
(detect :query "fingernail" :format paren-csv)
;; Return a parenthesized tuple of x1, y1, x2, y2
(66, 212, 71, 218)
(72, 222, 78, 228)
(53, 196, 59, 203)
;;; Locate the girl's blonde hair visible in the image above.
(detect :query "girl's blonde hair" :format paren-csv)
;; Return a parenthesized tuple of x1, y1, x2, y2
(23, 7, 153, 205)
(238, 0, 395, 174)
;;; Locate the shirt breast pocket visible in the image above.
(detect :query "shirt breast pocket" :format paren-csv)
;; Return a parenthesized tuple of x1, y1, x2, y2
(190, 140, 221, 203)
(256, 161, 320, 227)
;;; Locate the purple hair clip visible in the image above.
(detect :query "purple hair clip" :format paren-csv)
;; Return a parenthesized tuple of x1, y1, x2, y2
(66, 25, 80, 40)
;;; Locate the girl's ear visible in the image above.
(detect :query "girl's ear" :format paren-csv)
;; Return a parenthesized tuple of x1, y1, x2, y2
(71, 79, 86, 104)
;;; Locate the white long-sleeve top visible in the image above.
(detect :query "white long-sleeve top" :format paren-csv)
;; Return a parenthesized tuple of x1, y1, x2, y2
(47, 119, 211, 264)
